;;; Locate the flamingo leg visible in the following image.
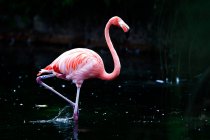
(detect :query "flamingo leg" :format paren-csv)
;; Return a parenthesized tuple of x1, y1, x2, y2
(36, 74, 75, 108)
(73, 87, 81, 120)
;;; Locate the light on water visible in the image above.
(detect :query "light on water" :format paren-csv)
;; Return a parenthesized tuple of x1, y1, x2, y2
(176, 76, 180, 84)
(61, 84, 66, 88)
(156, 80, 164, 84)
(30, 106, 74, 124)
(35, 104, 48, 108)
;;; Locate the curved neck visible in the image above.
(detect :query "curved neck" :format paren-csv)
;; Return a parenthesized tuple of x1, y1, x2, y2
(100, 19, 121, 80)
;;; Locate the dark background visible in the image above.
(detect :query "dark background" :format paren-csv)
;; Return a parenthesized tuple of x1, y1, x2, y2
(0, 0, 210, 139)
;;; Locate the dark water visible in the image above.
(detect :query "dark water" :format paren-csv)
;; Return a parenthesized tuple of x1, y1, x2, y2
(0, 43, 210, 140)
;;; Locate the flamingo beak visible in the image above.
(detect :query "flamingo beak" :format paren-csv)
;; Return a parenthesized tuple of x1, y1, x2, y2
(119, 20, 130, 32)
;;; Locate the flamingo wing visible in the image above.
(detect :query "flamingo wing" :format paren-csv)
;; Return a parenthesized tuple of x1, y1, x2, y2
(38, 48, 104, 81)
(61, 48, 104, 80)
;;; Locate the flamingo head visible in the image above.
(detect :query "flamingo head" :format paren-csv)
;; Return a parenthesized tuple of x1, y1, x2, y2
(111, 16, 130, 32)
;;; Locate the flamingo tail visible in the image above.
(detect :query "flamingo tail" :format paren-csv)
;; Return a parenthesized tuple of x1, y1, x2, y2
(37, 65, 53, 76)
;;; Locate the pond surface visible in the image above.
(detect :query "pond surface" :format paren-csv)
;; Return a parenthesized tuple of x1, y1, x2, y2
(0, 43, 210, 140)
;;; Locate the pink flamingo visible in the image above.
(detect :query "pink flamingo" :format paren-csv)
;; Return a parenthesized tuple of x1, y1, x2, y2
(36, 16, 130, 120)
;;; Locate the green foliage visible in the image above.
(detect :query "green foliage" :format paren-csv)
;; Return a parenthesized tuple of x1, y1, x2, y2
(62, 0, 74, 6)
(156, 0, 210, 80)
(103, 0, 111, 6)
(0, 0, 75, 16)
(166, 117, 186, 140)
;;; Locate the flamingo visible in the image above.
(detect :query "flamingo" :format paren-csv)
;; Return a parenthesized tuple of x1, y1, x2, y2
(36, 16, 130, 120)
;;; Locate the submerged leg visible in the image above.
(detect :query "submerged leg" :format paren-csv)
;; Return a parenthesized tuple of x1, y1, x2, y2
(36, 74, 75, 107)
(73, 86, 81, 121)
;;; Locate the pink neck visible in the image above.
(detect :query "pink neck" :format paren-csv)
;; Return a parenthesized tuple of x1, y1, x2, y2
(100, 18, 121, 80)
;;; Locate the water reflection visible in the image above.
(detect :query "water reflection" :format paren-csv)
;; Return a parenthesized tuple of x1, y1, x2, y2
(0, 41, 210, 139)
(73, 120, 79, 140)
(30, 106, 78, 140)
(29, 118, 78, 140)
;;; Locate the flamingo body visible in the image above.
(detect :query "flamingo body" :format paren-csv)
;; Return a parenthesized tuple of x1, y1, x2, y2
(36, 16, 130, 120)
(38, 48, 105, 86)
